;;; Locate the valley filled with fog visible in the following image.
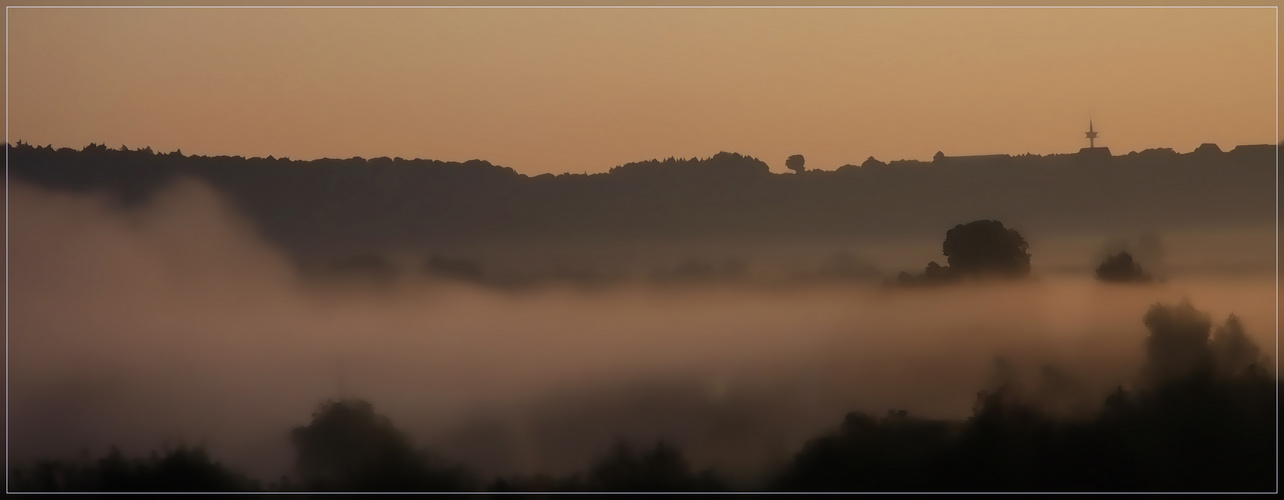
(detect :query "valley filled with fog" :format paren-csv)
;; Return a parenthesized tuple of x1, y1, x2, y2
(7, 178, 1274, 488)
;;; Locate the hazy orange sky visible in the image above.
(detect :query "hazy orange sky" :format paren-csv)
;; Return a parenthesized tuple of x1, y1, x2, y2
(5, 5, 1277, 175)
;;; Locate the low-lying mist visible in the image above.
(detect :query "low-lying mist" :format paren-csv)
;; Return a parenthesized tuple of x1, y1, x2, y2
(7, 178, 1276, 488)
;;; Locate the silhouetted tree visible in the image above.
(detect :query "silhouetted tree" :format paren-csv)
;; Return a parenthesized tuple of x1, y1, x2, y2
(290, 399, 472, 491)
(773, 410, 957, 491)
(1095, 251, 1150, 283)
(584, 440, 727, 492)
(922, 261, 951, 282)
(941, 220, 1031, 278)
(1141, 300, 1270, 385)
(1141, 300, 1213, 385)
(488, 473, 583, 492)
(786, 154, 806, 174)
(9, 445, 257, 492)
(1208, 315, 1263, 378)
(892, 260, 955, 287)
(778, 300, 1275, 492)
(861, 156, 887, 169)
(1127, 301, 1275, 491)
(891, 220, 1030, 286)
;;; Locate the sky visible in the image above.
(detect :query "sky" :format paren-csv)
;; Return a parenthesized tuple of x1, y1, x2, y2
(5, 4, 1278, 175)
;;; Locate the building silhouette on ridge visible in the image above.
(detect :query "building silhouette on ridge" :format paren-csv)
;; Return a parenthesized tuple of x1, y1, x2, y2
(1078, 120, 1111, 158)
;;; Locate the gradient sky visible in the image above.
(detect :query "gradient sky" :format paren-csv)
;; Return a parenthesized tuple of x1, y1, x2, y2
(6, 5, 1277, 175)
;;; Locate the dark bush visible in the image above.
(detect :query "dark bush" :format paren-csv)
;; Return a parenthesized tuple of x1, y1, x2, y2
(1095, 251, 1151, 283)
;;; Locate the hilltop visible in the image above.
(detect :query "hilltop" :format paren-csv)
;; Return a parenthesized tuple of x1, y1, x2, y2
(7, 142, 1275, 261)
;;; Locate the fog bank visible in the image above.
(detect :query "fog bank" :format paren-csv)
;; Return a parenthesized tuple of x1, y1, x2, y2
(8, 178, 1275, 485)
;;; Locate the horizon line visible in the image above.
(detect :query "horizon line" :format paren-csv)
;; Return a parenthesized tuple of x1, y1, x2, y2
(8, 140, 1278, 175)
(4, 5, 1280, 10)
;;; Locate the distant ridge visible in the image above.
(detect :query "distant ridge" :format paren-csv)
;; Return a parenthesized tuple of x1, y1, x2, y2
(7, 141, 1276, 258)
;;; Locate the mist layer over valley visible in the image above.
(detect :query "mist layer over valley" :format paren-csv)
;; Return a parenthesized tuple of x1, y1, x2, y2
(7, 174, 1275, 489)
(6, 3, 1278, 490)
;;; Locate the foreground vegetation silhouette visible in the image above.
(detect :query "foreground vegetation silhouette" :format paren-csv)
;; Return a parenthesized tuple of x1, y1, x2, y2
(9, 301, 1275, 492)
(289, 399, 474, 492)
(775, 300, 1274, 492)
(489, 440, 728, 492)
(8, 445, 258, 492)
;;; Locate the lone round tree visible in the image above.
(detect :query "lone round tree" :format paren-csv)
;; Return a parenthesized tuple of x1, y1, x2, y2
(941, 220, 1031, 278)
(786, 154, 805, 173)
(892, 220, 1031, 286)
(1095, 251, 1151, 283)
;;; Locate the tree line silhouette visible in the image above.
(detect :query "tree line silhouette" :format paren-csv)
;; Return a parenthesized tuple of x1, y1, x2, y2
(9, 300, 1275, 493)
(775, 300, 1274, 492)
(7, 142, 1274, 262)
(311, 250, 879, 290)
(316, 219, 1167, 290)
(893, 220, 1165, 287)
